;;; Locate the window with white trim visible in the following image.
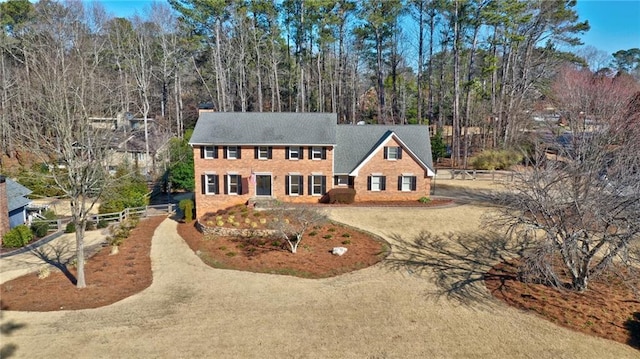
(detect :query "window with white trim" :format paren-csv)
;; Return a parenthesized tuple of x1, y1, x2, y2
(227, 174, 241, 195)
(288, 146, 300, 160)
(368, 175, 386, 191)
(257, 146, 270, 159)
(227, 146, 239, 159)
(385, 146, 402, 160)
(336, 175, 349, 186)
(287, 174, 303, 195)
(204, 174, 218, 194)
(309, 175, 326, 196)
(204, 146, 216, 159)
(311, 146, 323, 160)
(400, 175, 416, 192)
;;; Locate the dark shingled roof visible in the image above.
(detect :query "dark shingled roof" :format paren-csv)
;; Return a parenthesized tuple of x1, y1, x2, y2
(6, 178, 32, 212)
(335, 125, 434, 174)
(189, 112, 337, 146)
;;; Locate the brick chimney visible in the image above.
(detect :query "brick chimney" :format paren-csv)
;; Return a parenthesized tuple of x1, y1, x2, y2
(0, 176, 9, 238)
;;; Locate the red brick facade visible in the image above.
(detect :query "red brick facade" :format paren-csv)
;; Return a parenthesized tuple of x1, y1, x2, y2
(193, 145, 335, 215)
(352, 137, 431, 202)
(193, 136, 432, 217)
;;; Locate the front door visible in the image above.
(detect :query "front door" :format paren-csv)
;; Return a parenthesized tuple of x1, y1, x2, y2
(256, 175, 272, 196)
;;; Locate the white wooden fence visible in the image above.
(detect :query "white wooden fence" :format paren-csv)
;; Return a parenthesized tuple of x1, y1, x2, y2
(448, 169, 515, 182)
(33, 204, 175, 233)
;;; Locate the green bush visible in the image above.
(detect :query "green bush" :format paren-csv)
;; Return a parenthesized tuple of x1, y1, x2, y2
(179, 199, 194, 222)
(30, 210, 57, 238)
(16, 168, 66, 197)
(418, 196, 431, 203)
(41, 210, 57, 220)
(65, 222, 76, 233)
(97, 220, 110, 229)
(99, 166, 149, 214)
(31, 221, 50, 238)
(471, 149, 524, 170)
(2, 225, 34, 248)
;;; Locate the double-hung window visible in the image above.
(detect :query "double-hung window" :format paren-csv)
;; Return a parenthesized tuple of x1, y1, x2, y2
(203, 146, 217, 159)
(399, 175, 417, 192)
(226, 174, 241, 195)
(308, 174, 326, 196)
(287, 146, 301, 160)
(226, 146, 239, 159)
(310, 146, 325, 160)
(286, 174, 303, 195)
(255, 146, 272, 160)
(368, 175, 386, 191)
(203, 174, 219, 194)
(384, 146, 402, 160)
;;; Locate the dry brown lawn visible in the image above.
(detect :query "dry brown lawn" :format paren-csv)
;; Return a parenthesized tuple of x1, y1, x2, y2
(1, 177, 638, 358)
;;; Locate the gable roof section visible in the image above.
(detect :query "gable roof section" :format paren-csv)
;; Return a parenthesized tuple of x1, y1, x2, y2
(335, 125, 435, 176)
(189, 112, 337, 146)
(6, 178, 32, 212)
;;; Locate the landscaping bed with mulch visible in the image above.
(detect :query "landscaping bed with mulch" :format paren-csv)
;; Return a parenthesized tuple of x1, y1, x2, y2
(0, 216, 165, 311)
(179, 204, 390, 278)
(485, 260, 640, 350)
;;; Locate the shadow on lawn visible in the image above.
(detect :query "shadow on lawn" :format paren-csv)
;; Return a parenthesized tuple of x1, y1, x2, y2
(0, 301, 26, 358)
(384, 230, 536, 306)
(432, 185, 502, 207)
(30, 241, 77, 285)
(625, 312, 640, 349)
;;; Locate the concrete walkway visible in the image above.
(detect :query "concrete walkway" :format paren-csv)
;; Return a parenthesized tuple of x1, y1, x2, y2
(1, 203, 637, 358)
(0, 229, 108, 284)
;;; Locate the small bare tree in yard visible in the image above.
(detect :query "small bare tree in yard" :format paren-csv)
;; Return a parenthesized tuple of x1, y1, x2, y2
(268, 204, 327, 254)
(494, 87, 640, 292)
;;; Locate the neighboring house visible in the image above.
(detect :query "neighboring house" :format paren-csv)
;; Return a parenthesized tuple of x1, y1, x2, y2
(190, 112, 435, 216)
(92, 115, 172, 178)
(110, 126, 172, 178)
(0, 176, 33, 237)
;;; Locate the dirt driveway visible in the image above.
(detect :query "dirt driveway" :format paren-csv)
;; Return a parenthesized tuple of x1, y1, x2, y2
(2, 200, 638, 358)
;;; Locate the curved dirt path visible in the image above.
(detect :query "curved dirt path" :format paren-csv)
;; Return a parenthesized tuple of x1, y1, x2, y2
(2, 204, 638, 358)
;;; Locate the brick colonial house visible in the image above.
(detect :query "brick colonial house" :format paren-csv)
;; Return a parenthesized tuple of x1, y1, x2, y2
(189, 112, 435, 216)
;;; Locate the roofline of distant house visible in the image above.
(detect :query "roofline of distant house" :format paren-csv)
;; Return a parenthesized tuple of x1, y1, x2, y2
(189, 142, 336, 147)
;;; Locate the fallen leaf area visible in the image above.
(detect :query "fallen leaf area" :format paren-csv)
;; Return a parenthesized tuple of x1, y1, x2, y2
(1, 207, 638, 352)
(485, 260, 640, 350)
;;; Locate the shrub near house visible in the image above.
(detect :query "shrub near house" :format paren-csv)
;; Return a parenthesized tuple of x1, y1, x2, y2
(2, 225, 33, 248)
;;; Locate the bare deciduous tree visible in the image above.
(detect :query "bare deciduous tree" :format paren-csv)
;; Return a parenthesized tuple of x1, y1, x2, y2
(16, 1, 119, 288)
(492, 91, 640, 292)
(268, 204, 327, 254)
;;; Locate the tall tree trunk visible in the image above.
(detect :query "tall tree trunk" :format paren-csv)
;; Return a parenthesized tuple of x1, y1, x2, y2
(376, 29, 385, 124)
(416, 0, 425, 124)
(452, 0, 461, 167)
(463, 23, 480, 169)
(428, 7, 436, 128)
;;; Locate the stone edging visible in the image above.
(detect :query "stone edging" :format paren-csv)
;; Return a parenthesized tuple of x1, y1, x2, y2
(196, 220, 277, 238)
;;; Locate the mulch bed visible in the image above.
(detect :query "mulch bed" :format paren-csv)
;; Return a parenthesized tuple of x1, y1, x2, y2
(485, 260, 640, 349)
(0, 216, 165, 311)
